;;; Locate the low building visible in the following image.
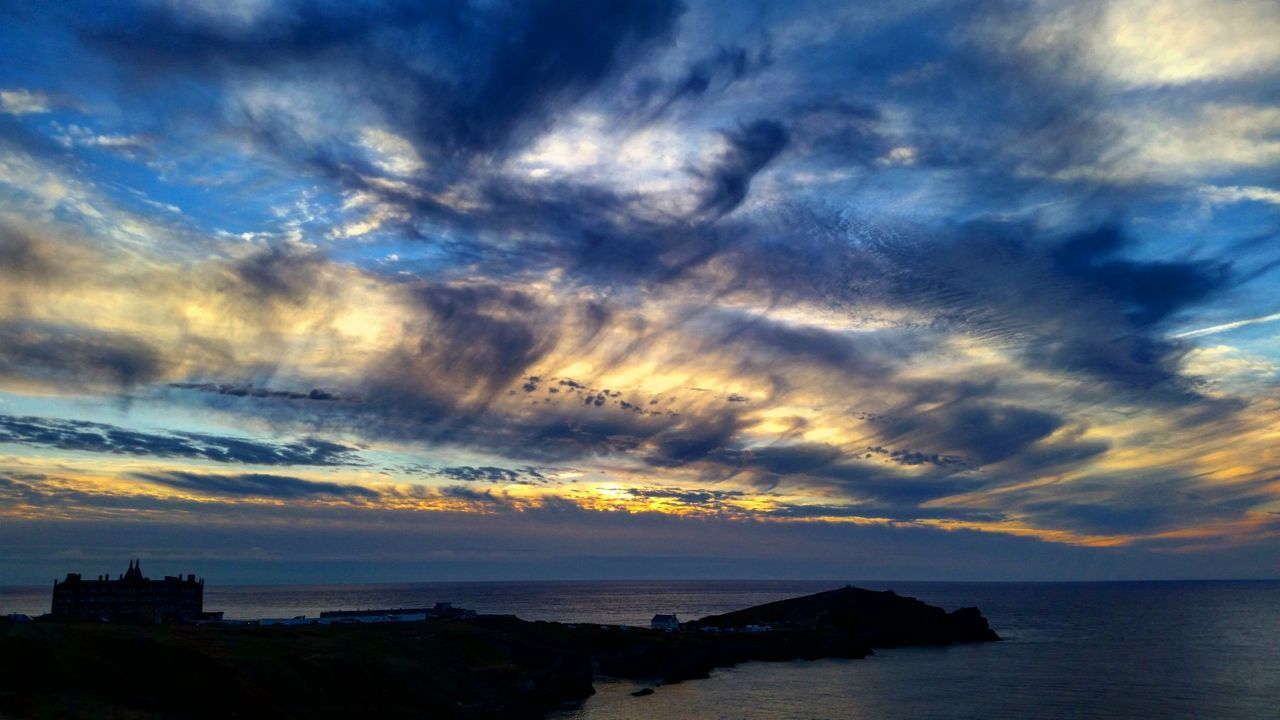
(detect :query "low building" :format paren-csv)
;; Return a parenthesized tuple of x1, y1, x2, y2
(651, 613, 680, 631)
(319, 601, 475, 622)
(51, 560, 205, 622)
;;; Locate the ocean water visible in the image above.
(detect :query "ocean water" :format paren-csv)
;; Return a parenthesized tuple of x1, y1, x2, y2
(552, 581, 1280, 720)
(3, 579, 1277, 719)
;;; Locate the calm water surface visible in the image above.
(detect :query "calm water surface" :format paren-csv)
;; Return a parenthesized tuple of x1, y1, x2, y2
(553, 581, 1280, 720)
(3, 579, 1277, 719)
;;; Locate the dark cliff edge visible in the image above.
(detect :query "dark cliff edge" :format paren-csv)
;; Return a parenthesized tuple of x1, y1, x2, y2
(0, 586, 998, 719)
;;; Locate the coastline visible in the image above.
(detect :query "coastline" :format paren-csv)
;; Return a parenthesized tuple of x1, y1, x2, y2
(0, 586, 997, 719)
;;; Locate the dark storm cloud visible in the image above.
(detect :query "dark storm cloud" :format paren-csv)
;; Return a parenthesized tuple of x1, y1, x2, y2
(915, 56, 1117, 179)
(624, 487, 748, 504)
(461, 176, 734, 284)
(227, 244, 329, 305)
(818, 463, 988, 507)
(1024, 230, 1228, 395)
(695, 119, 789, 220)
(170, 382, 343, 402)
(1016, 473, 1276, 536)
(456, 0, 684, 153)
(862, 446, 965, 468)
(1005, 227, 1234, 405)
(993, 434, 1111, 476)
(0, 320, 164, 390)
(84, 0, 684, 158)
(503, 412, 652, 459)
(624, 42, 773, 121)
(879, 402, 1062, 466)
(435, 465, 545, 485)
(788, 100, 891, 166)
(361, 282, 560, 420)
(0, 223, 60, 282)
(173, 432, 359, 466)
(1050, 227, 1230, 327)
(832, 219, 1237, 404)
(777, 1, 1119, 180)
(0, 414, 361, 466)
(66, 0, 705, 293)
(59, 0, 777, 296)
(713, 311, 891, 378)
(134, 470, 377, 500)
(711, 443, 844, 476)
(665, 45, 761, 105)
(847, 374, 1113, 476)
(411, 283, 554, 386)
(646, 413, 744, 467)
(677, 440, 988, 507)
(433, 484, 511, 506)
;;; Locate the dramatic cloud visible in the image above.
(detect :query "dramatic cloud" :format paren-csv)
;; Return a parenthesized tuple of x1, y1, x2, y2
(0, 415, 362, 466)
(133, 470, 378, 500)
(0, 0, 1278, 581)
(435, 466, 547, 485)
(695, 119, 789, 220)
(0, 321, 165, 391)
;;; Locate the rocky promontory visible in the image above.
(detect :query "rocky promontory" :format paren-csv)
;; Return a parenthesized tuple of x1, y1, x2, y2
(0, 586, 998, 719)
(688, 585, 1001, 645)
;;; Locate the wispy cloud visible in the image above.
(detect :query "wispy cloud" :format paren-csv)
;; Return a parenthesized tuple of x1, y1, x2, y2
(1173, 311, 1280, 339)
(0, 89, 50, 115)
(0, 0, 1278, 580)
(0, 415, 363, 466)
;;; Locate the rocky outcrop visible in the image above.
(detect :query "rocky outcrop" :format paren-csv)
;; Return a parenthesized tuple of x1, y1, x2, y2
(687, 585, 1001, 645)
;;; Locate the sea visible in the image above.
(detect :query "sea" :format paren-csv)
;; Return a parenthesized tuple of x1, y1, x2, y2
(3, 579, 1277, 719)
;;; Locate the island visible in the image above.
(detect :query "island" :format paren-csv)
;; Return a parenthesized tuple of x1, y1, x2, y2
(0, 586, 999, 719)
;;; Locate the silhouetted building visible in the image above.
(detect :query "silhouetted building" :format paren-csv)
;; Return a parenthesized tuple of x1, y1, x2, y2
(51, 560, 204, 621)
(651, 614, 680, 631)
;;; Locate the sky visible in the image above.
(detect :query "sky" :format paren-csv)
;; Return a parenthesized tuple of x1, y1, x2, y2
(1, 0, 1279, 584)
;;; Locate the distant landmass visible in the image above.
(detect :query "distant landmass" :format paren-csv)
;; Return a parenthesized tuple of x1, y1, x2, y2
(0, 585, 998, 719)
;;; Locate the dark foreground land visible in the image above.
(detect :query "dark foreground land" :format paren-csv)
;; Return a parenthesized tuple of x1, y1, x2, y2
(0, 586, 998, 719)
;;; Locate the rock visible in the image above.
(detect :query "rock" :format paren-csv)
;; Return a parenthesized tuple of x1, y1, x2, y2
(686, 586, 1001, 646)
(946, 606, 1002, 643)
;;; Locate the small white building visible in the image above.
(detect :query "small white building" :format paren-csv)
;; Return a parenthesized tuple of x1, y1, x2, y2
(651, 614, 680, 631)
